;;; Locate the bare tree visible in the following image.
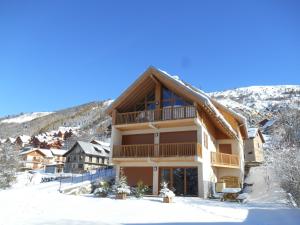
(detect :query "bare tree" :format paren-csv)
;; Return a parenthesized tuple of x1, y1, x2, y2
(265, 108, 300, 205)
(0, 143, 20, 189)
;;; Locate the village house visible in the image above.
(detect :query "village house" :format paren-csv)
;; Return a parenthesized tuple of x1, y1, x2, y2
(63, 141, 110, 173)
(19, 148, 67, 172)
(106, 67, 251, 198)
(15, 135, 31, 147)
(244, 128, 265, 166)
(20, 148, 53, 170)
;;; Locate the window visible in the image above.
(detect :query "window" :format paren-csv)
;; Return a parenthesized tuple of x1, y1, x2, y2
(78, 164, 83, 169)
(134, 90, 156, 111)
(96, 157, 100, 164)
(89, 156, 92, 163)
(162, 87, 192, 107)
(204, 133, 208, 149)
(102, 158, 105, 164)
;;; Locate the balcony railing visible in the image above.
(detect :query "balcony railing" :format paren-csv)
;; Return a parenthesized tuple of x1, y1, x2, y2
(211, 152, 240, 167)
(115, 105, 196, 125)
(113, 142, 202, 158)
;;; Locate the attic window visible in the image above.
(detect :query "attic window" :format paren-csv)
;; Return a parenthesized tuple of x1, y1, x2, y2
(134, 90, 156, 111)
(162, 87, 192, 107)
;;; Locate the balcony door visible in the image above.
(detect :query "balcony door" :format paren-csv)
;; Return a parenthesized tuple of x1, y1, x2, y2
(159, 167, 198, 196)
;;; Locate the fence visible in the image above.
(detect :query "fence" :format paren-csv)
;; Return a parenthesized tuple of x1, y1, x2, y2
(56, 167, 116, 191)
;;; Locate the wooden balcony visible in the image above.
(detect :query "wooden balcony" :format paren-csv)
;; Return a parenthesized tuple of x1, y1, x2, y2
(211, 152, 240, 168)
(113, 142, 202, 159)
(115, 105, 196, 125)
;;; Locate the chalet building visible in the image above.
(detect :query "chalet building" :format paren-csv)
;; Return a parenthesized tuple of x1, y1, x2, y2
(15, 135, 31, 147)
(29, 136, 63, 149)
(19, 148, 66, 172)
(106, 67, 249, 198)
(244, 128, 265, 166)
(63, 141, 110, 173)
(20, 148, 53, 170)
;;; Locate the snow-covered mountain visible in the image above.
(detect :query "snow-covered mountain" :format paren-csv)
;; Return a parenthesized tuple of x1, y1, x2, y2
(209, 85, 300, 126)
(0, 100, 113, 140)
(0, 112, 53, 124)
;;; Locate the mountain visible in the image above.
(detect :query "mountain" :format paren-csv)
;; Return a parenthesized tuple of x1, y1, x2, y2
(1, 85, 299, 141)
(0, 100, 113, 140)
(0, 112, 53, 124)
(209, 85, 300, 128)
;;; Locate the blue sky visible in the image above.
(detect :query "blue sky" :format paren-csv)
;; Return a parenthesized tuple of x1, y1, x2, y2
(0, 0, 299, 116)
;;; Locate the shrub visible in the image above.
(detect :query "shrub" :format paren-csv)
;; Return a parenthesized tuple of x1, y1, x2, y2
(93, 181, 110, 197)
(112, 175, 131, 195)
(134, 180, 149, 198)
(159, 182, 175, 198)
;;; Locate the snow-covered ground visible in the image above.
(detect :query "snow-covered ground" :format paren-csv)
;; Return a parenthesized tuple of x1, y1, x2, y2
(0, 112, 52, 124)
(0, 171, 299, 225)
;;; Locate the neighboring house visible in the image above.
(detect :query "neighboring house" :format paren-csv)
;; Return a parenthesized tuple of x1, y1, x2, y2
(244, 128, 265, 166)
(15, 135, 31, 147)
(106, 67, 249, 198)
(30, 135, 63, 149)
(63, 141, 110, 173)
(20, 148, 53, 170)
(19, 148, 67, 172)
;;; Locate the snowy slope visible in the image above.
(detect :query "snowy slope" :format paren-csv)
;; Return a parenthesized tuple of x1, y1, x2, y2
(0, 100, 113, 140)
(1, 180, 299, 225)
(0, 112, 52, 124)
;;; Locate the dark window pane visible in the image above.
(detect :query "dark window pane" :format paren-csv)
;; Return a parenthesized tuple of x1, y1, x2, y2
(173, 168, 184, 196)
(163, 88, 172, 99)
(147, 103, 156, 110)
(162, 101, 172, 107)
(147, 91, 155, 101)
(160, 169, 170, 183)
(186, 168, 198, 196)
(136, 103, 145, 111)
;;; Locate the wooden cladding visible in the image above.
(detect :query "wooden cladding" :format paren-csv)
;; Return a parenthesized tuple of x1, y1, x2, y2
(115, 105, 196, 125)
(121, 167, 153, 187)
(113, 142, 202, 158)
(211, 152, 239, 167)
(219, 144, 232, 154)
(160, 131, 197, 144)
(122, 134, 154, 145)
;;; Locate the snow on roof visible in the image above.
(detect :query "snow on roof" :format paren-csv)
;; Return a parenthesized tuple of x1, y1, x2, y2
(19, 148, 53, 158)
(262, 119, 275, 129)
(158, 69, 240, 138)
(36, 149, 53, 158)
(50, 149, 67, 156)
(68, 141, 110, 157)
(90, 140, 111, 152)
(6, 137, 16, 143)
(17, 135, 31, 143)
(248, 128, 258, 138)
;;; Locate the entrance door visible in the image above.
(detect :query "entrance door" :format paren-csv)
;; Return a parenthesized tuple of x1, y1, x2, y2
(159, 167, 198, 196)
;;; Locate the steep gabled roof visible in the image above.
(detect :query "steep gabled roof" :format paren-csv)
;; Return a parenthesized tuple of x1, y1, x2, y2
(19, 148, 53, 158)
(106, 66, 248, 139)
(63, 141, 110, 157)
